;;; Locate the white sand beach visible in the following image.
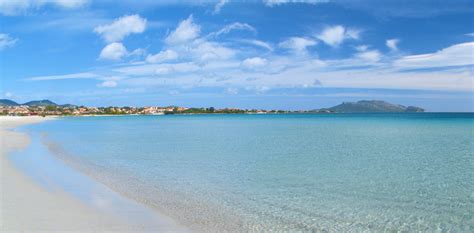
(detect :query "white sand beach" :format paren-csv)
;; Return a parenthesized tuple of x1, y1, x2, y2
(0, 116, 186, 232)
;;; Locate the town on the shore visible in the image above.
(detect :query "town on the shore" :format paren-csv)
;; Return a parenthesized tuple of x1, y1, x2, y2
(0, 99, 424, 116)
(0, 105, 296, 116)
(0, 99, 294, 116)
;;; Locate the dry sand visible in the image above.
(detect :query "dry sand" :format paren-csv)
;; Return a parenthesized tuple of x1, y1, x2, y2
(0, 116, 186, 232)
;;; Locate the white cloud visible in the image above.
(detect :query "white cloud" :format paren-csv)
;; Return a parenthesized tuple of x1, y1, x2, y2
(356, 50, 382, 62)
(238, 39, 273, 51)
(466, 33, 474, 37)
(154, 66, 174, 75)
(5, 92, 12, 98)
(354, 45, 368, 52)
(253, 86, 271, 93)
(393, 42, 474, 69)
(165, 15, 200, 45)
(34, 57, 474, 92)
(129, 48, 146, 57)
(25, 15, 473, 95)
(54, 0, 88, 8)
(225, 87, 238, 95)
(353, 45, 381, 62)
(241, 57, 268, 70)
(0, 0, 88, 15)
(308, 68, 473, 91)
(115, 62, 200, 77)
(0, 0, 30, 15)
(99, 42, 128, 60)
(264, 0, 328, 7)
(24, 13, 109, 32)
(0, 33, 17, 50)
(213, 0, 228, 14)
(191, 40, 236, 62)
(386, 39, 399, 51)
(279, 37, 317, 54)
(97, 80, 117, 88)
(345, 29, 360, 40)
(146, 49, 178, 63)
(158, 15, 238, 65)
(316, 25, 359, 47)
(28, 72, 100, 81)
(29, 45, 473, 93)
(94, 14, 147, 43)
(211, 22, 256, 37)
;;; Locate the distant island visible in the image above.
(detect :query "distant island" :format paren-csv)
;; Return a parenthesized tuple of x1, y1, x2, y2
(0, 99, 424, 116)
(318, 100, 425, 113)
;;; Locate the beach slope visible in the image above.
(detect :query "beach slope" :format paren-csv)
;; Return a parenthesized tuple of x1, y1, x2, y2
(0, 116, 184, 232)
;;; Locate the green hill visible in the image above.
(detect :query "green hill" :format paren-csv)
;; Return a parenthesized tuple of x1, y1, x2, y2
(23, 99, 57, 106)
(0, 99, 20, 106)
(323, 100, 424, 113)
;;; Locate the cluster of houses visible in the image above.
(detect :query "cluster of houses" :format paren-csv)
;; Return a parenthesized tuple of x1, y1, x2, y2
(141, 106, 188, 114)
(1, 105, 31, 115)
(0, 105, 194, 116)
(0, 104, 286, 116)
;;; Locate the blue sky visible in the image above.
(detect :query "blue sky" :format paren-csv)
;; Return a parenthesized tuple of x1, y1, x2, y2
(0, 0, 473, 111)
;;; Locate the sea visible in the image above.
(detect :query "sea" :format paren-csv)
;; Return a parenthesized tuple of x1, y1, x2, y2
(17, 113, 474, 231)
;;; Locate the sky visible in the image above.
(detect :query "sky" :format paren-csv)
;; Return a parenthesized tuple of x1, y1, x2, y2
(0, 0, 473, 111)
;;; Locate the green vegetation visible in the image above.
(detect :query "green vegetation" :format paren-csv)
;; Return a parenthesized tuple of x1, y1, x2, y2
(0, 99, 425, 116)
(45, 105, 57, 111)
(320, 100, 425, 113)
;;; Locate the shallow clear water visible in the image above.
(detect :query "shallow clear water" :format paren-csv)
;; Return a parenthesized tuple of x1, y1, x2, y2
(9, 131, 186, 231)
(25, 113, 474, 231)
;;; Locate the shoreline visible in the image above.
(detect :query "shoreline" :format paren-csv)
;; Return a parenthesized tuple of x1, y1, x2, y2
(0, 116, 187, 232)
(2, 115, 471, 231)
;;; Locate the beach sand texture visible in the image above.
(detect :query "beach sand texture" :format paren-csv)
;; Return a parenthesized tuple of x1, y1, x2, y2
(0, 116, 185, 232)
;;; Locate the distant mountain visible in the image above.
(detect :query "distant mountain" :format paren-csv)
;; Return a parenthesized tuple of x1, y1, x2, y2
(23, 99, 57, 106)
(322, 100, 424, 113)
(0, 99, 19, 106)
(404, 106, 425, 112)
(59, 104, 77, 108)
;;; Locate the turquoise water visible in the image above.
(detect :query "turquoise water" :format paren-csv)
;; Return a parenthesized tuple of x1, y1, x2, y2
(9, 131, 187, 231)
(25, 114, 473, 231)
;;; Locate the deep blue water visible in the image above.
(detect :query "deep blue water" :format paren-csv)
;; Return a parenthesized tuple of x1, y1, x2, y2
(24, 113, 474, 231)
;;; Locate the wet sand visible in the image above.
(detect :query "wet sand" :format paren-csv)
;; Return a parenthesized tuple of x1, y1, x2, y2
(0, 116, 186, 232)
